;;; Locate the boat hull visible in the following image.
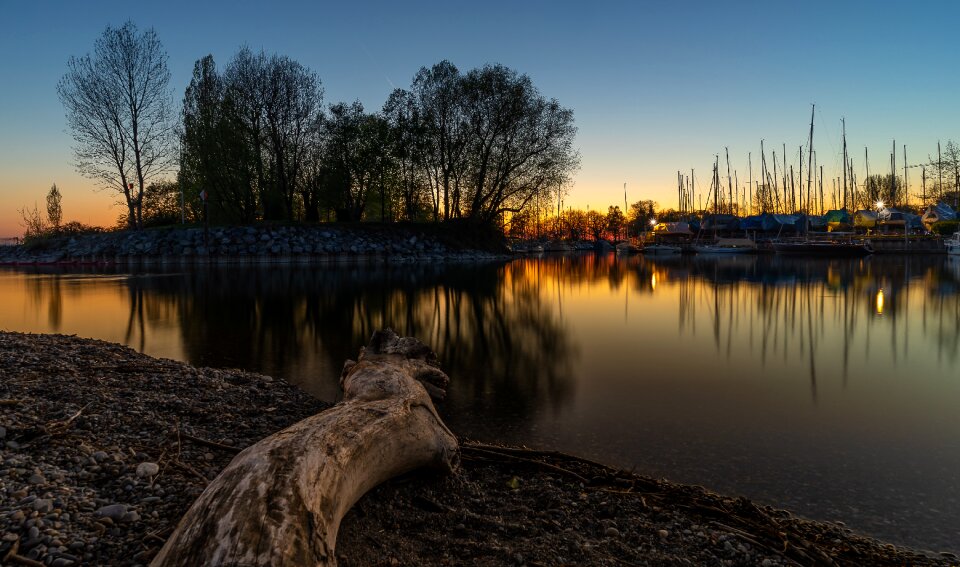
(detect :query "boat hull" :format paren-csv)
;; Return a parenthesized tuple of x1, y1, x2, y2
(693, 246, 755, 255)
(773, 241, 873, 256)
(644, 245, 681, 255)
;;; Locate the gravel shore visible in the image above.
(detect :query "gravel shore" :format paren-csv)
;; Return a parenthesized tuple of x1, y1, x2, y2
(0, 332, 955, 566)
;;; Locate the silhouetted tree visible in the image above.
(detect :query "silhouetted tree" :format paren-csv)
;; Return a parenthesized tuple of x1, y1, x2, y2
(586, 210, 606, 240)
(321, 102, 392, 221)
(627, 200, 656, 236)
(863, 174, 904, 208)
(58, 21, 174, 230)
(409, 61, 470, 221)
(181, 55, 256, 223)
(460, 64, 579, 224)
(606, 206, 625, 239)
(46, 184, 62, 229)
(382, 88, 429, 221)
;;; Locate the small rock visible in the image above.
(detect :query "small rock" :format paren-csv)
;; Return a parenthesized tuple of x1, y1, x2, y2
(658, 529, 669, 539)
(136, 462, 159, 477)
(91, 451, 108, 463)
(120, 511, 140, 523)
(95, 504, 127, 521)
(32, 499, 53, 513)
(604, 527, 620, 538)
(761, 559, 774, 567)
(2, 533, 18, 542)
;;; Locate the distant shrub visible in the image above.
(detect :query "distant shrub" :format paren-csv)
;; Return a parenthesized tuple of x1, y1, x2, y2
(931, 220, 960, 235)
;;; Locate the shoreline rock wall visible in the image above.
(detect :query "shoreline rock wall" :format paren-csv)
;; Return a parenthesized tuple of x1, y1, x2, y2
(0, 225, 511, 265)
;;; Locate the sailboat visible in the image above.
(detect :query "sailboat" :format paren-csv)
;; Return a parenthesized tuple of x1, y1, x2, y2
(773, 107, 873, 257)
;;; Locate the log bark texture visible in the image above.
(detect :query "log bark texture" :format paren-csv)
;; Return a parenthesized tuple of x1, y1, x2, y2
(151, 329, 459, 566)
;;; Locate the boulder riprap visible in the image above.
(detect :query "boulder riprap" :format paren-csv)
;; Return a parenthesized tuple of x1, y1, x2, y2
(0, 224, 510, 265)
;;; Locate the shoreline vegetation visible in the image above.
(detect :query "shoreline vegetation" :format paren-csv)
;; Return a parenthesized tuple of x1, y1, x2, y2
(0, 332, 956, 566)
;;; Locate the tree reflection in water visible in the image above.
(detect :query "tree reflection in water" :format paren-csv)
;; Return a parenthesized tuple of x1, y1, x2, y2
(49, 261, 580, 428)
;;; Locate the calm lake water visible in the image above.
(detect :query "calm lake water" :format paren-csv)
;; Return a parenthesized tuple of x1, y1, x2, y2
(2, 254, 959, 552)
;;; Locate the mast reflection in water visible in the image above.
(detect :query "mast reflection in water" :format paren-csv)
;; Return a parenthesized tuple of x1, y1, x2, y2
(1, 254, 959, 553)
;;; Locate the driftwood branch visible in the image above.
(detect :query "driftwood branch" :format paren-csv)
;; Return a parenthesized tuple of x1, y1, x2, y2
(151, 329, 459, 566)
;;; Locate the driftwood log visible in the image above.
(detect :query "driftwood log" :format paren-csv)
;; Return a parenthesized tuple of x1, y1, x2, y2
(151, 329, 459, 566)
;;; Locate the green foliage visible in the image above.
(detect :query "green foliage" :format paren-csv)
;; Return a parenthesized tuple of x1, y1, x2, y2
(931, 220, 960, 235)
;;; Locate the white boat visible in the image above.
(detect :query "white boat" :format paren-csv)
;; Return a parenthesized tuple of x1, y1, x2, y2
(946, 232, 960, 256)
(644, 244, 681, 255)
(692, 238, 757, 255)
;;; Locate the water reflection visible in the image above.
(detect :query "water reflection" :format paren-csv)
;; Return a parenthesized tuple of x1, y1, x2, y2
(3, 255, 960, 552)
(6, 263, 578, 426)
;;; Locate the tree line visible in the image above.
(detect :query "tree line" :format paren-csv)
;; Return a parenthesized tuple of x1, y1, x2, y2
(57, 22, 579, 231)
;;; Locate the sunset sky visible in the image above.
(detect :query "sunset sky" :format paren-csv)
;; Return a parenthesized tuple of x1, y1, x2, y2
(2, 0, 959, 237)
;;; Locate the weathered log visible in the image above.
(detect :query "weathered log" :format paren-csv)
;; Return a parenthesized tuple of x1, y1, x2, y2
(150, 329, 459, 566)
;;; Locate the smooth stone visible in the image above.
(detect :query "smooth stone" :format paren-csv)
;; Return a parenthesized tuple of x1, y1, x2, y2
(94, 504, 127, 521)
(32, 499, 53, 513)
(135, 462, 159, 477)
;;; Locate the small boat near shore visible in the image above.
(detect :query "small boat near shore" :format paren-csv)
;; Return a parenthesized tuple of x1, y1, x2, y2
(946, 232, 960, 256)
(693, 238, 757, 255)
(773, 239, 874, 256)
(643, 243, 682, 255)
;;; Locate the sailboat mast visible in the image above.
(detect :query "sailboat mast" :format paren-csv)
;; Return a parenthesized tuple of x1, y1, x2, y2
(772, 149, 779, 213)
(903, 144, 908, 207)
(798, 146, 803, 214)
(891, 140, 896, 206)
(938, 141, 943, 201)
(760, 140, 767, 213)
(865, 147, 870, 203)
(783, 143, 788, 211)
(748, 152, 753, 216)
(841, 117, 848, 210)
(713, 156, 719, 217)
(806, 104, 815, 215)
(725, 147, 733, 215)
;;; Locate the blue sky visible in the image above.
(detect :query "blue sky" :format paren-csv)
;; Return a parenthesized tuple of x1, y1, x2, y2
(2, 0, 959, 235)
